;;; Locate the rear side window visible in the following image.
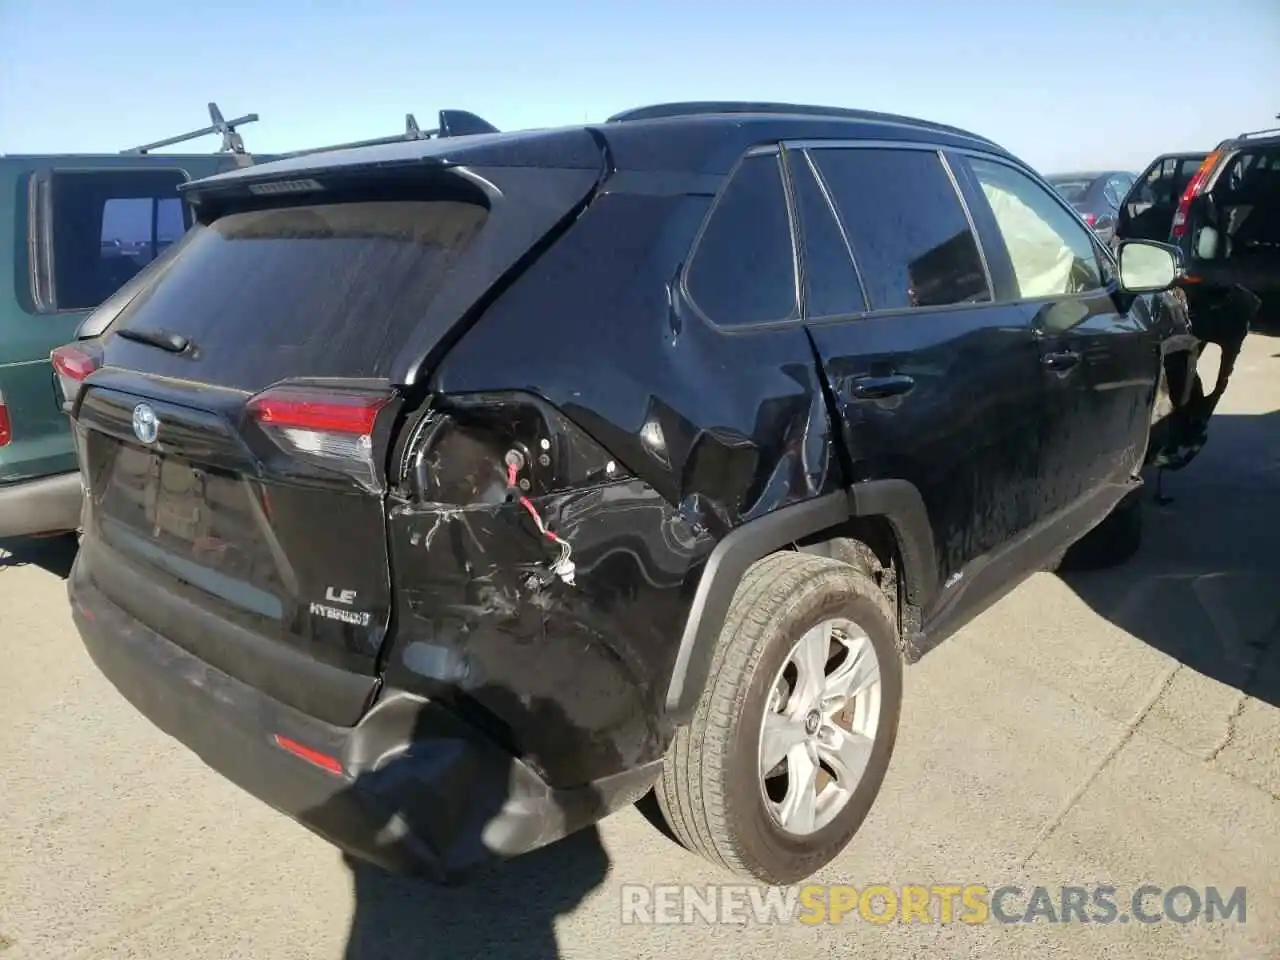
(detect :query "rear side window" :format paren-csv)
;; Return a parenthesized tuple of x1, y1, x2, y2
(685, 154, 798, 326)
(809, 148, 990, 311)
(1217, 149, 1280, 197)
(108, 200, 488, 391)
(30, 168, 190, 313)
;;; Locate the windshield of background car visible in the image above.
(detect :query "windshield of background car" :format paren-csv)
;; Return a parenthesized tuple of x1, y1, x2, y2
(1048, 179, 1093, 202)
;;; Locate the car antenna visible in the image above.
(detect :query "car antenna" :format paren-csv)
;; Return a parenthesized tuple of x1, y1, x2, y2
(122, 102, 260, 164)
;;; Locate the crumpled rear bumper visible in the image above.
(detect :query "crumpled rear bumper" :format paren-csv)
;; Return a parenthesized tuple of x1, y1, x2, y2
(67, 554, 659, 882)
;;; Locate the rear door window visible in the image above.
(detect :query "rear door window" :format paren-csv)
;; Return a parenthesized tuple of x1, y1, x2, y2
(30, 168, 191, 313)
(808, 147, 990, 311)
(1137, 158, 1177, 206)
(1133, 156, 1207, 208)
(1172, 156, 1209, 200)
(789, 151, 866, 318)
(106, 200, 490, 391)
(684, 153, 798, 326)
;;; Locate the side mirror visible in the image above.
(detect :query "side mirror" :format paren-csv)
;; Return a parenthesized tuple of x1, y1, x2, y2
(1116, 239, 1183, 293)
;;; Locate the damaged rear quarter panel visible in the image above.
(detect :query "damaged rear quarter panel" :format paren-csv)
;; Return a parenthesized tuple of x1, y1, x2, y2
(382, 173, 843, 787)
(383, 480, 710, 788)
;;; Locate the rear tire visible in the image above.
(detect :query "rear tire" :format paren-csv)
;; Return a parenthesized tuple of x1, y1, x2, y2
(655, 550, 903, 884)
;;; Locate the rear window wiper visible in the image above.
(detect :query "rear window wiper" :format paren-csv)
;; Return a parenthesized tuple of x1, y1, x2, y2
(115, 327, 192, 354)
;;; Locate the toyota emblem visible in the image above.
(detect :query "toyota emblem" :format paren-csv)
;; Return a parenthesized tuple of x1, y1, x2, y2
(132, 402, 159, 445)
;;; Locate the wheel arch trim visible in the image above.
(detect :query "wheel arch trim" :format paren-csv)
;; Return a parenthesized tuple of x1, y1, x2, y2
(663, 480, 937, 722)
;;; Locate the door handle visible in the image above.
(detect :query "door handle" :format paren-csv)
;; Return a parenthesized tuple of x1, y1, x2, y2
(848, 374, 916, 400)
(1042, 350, 1081, 372)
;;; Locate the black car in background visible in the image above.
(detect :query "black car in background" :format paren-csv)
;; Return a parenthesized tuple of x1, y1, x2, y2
(1111, 136, 1277, 472)
(1045, 169, 1137, 244)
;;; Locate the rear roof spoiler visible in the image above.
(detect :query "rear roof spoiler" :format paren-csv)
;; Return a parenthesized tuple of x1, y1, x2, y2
(120, 103, 500, 167)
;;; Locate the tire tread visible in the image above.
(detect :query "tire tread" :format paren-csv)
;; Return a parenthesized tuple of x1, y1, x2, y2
(656, 549, 896, 879)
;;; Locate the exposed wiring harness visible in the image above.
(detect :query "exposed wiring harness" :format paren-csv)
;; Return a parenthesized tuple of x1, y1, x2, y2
(506, 454, 575, 585)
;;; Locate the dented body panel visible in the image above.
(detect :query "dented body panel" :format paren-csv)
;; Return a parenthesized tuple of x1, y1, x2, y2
(427, 183, 841, 532)
(383, 480, 708, 787)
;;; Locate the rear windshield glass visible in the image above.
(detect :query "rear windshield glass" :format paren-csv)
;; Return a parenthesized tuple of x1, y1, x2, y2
(1048, 179, 1092, 202)
(105, 200, 489, 391)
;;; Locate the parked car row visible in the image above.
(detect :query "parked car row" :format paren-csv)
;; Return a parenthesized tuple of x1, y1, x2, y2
(0, 102, 1268, 888)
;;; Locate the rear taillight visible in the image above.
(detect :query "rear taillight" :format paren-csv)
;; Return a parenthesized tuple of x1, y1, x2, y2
(398, 392, 632, 506)
(50, 344, 103, 409)
(1080, 212, 1099, 226)
(1171, 151, 1222, 239)
(246, 385, 396, 492)
(0, 391, 11, 447)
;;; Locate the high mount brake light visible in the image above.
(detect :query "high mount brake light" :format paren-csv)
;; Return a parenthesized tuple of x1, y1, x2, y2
(1171, 152, 1222, 239)
(246, 386, 395, 492)
(50, 344, 103, 408)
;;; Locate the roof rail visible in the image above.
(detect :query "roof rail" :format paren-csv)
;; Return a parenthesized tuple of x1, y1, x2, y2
(281, 109, 501, 159)
(605, 101, 997, 145)
(1234, 125, 1280, 142)
(123, 102, 259, 156)
(607, 101, 884, 124)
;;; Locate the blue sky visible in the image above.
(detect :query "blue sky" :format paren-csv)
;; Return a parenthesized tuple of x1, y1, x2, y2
(3, 0, 1278, 175)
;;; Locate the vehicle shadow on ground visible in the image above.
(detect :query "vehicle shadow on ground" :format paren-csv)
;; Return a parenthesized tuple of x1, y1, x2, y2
(1058, 408, 1280, 708)
(0, 534, 78, 579)
(304, 686, 614, 960)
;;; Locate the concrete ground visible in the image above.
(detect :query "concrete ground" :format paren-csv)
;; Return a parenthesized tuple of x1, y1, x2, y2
(2, 335, 1278, 960)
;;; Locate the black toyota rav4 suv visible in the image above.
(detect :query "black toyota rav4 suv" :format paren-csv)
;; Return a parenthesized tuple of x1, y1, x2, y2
(59, 102, 1203, 886)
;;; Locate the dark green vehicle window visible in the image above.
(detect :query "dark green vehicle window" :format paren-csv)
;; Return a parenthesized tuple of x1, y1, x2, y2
(27, 168, 190, 314)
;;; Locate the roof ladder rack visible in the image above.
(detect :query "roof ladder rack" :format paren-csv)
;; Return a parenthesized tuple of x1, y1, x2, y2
(282, 109, 501, 159)
(122, 102, 259, 156)
(284, 113, 435, 158)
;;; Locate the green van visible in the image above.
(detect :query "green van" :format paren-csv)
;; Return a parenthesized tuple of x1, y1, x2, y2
(0, 105, 264, 540)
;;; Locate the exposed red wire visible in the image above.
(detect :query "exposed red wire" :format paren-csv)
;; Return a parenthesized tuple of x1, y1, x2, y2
(508, 460, 563, 544)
